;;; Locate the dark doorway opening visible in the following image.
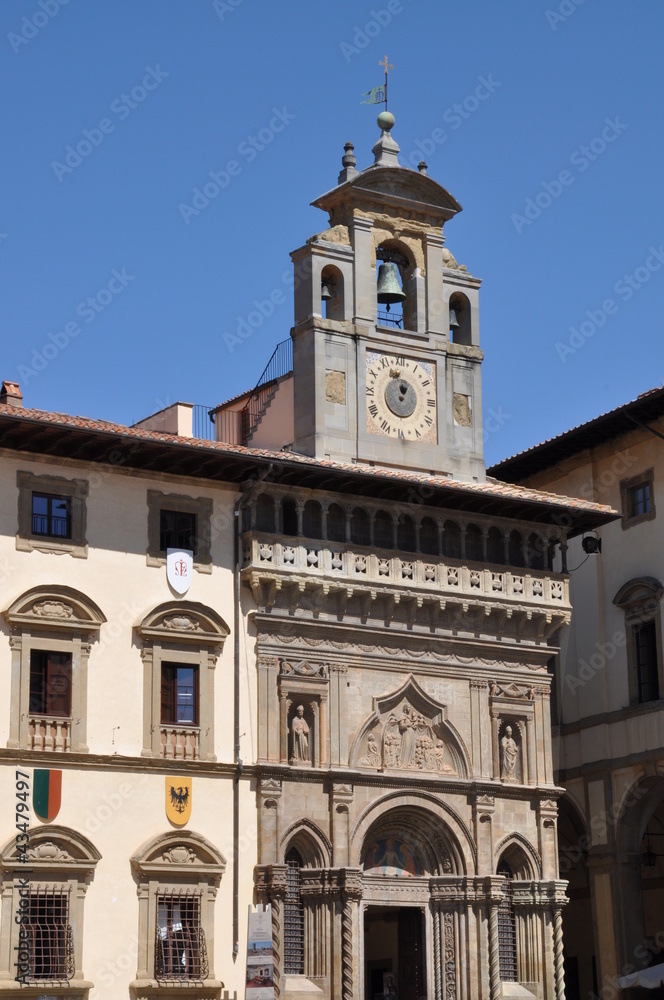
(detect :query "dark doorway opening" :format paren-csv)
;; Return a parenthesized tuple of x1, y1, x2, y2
(364, 905, 424, 1000)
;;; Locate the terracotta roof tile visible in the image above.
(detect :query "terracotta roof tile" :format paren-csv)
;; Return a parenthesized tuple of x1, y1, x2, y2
(0, 403, 617, 517)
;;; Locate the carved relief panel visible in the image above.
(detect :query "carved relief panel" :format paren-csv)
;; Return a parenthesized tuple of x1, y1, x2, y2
(350, 675, 470, 777)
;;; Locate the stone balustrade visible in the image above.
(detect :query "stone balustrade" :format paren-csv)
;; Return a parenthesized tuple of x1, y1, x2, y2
(160, 725, 200, 760)
(243, 533, 569, 610)
(29, 714, 71, 751)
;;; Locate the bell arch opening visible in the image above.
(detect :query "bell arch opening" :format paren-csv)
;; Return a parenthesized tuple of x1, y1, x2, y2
(376, 242, 415, 331)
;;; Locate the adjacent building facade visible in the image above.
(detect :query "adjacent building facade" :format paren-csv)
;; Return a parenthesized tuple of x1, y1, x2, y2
(489, 389, 664, 1000)
(0, 117, 614, 1000)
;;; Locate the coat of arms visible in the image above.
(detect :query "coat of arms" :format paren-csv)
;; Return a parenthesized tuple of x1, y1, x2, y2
(166, 548, 193, 594)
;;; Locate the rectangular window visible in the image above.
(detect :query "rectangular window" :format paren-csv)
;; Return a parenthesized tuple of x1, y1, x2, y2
(161, 663, 198, 726)
(160, 509, 197, 554)
(29, 651, 72, 717)
(23, 888, 74, 982)
(628, 482, 651, 519)
(635, 620, 660, 703)
(155, 891, 208, 981)
(621, 470, 655, 529)
(31, 493, 71, 539)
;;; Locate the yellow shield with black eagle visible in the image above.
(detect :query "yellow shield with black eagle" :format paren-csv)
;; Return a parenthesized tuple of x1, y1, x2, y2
(165, 777, 192, 826)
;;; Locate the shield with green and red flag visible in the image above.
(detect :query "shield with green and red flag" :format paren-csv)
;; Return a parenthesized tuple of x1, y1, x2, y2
(33, 769, 62, 822)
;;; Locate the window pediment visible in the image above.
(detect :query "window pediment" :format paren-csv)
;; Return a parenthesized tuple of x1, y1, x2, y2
(613, 576, 663, 612)
(5, 585, 106, 632)
(137, 602, 229, 646)
(131, 830, 226, 881)
(1, 825, 101, 878)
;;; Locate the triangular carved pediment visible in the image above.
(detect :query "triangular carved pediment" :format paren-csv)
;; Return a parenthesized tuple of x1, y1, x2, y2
(349, 675, 470, 778)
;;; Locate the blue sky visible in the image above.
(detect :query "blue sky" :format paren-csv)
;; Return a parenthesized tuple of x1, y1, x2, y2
(2, 0, 663, 466)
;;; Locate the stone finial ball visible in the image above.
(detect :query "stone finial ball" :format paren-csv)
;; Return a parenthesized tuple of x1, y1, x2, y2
(377, 111, 395, 132)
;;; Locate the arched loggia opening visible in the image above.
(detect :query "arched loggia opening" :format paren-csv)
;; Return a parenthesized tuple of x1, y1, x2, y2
(557, 797, 594, 1000)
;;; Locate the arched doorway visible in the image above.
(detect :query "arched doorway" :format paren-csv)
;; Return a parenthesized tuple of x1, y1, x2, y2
(359, 806, 462, 1000)
(557, 797, 594, 1000)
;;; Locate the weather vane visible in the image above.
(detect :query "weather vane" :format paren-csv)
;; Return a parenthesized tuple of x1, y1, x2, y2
(361, 55, 393, 110)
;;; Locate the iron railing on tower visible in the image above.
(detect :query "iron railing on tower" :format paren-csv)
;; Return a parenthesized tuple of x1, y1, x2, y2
(240, 338, 293, 443)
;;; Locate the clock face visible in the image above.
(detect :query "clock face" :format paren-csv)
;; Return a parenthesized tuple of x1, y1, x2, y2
(366, 352, 437, 441)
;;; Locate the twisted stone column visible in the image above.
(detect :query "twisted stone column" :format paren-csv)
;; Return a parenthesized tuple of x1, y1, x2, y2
(433, 905, 442, 1000)
(341, 868, 363, 1000)
(271, 895, 282, 999)
(489, 903, 501, 1000)
(553, 907, 566, 1000)
(342, 897, 354, 1000)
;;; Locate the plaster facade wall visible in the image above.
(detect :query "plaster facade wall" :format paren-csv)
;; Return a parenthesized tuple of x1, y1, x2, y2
(511, 418, 664, 995)
(0, 450, 256, 998)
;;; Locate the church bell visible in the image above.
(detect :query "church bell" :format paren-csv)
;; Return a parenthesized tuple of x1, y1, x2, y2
(449, 307, 460, 331)
(376, 262, 406, 311)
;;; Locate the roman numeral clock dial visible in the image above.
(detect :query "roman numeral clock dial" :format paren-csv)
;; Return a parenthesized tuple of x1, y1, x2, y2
(365, 353, 437, 442)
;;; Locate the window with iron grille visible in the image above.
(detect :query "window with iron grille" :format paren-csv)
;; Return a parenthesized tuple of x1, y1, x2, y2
(31, 493, 71, 539)
(155, 890, 209, 981)
(29, 650, 72, 717)
(283, 850, 304, 975)
(634, 620, 660, 703)
(21, 887, 74, 983)
(497, 862, 518, 982)
(160, 509, 198, 554)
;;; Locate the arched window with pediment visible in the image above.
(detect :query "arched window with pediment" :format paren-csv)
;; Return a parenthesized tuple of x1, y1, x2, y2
(0, 825, 100, 988)
(130, 830, 226, 989)
(5, 586, 106, 753)
(613, 577, 664, 705)
(137, 602, 230, 761)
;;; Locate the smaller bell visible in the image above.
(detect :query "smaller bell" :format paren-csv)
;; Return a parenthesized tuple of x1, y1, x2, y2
(376, 261, 406, 312)
(321, 279, 332, 301)
(449, 307, 460, 330)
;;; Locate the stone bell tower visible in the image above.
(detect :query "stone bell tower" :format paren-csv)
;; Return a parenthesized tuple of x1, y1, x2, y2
(290, 112, 485, 482)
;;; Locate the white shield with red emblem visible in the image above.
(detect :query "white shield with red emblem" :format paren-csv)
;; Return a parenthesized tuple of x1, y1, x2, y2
(166, 549, 193, 594)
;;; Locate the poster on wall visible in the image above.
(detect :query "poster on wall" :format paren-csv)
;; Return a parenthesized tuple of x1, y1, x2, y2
(245, 903, 274, 1000)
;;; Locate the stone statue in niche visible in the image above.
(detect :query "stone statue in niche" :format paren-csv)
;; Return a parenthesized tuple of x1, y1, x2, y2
(360, 701, 457, 774)
(501, 725, 519, 782)
(290, 705, 310, 764)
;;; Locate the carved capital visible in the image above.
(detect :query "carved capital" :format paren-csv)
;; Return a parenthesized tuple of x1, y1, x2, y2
(341, 867, 363, 901)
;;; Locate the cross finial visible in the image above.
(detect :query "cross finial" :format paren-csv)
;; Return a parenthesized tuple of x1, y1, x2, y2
(379, 55, 393, 76)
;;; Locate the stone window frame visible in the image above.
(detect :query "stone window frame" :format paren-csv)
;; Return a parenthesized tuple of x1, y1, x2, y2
(129, 830, 226, 995)
(620, 468, 655, 529)
(5, 586, 106, 753)
(146, 490, 213, 571)
(16, 470, 89, 558)
(613, 577, 664, 706)
(137, 602, 229, 762)
(0, 825, 100, 995)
